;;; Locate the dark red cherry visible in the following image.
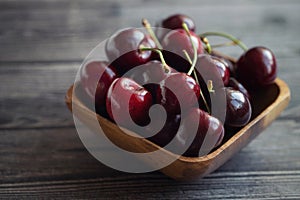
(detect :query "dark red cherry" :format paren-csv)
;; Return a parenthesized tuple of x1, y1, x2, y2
(106, 77, 153, 127)
(173, 108, 224, 157)
(80, 61, 118, 108)
(126, 60, 176, 98)
(194, 55, 227, 119)
(224, 87, 252, 127)
(211, 52, 236, 77)
(147, 114, 181, 147)
(236, 46, 277, 89)
(214, 129, 225, 148)
(162, 29, 203, 72)
(228, 77, 250, 100)
(211, 56, 230, 86)
(105, 28, 156, 74)
(195, 55, 225, 89)
(162, 14, 196, 32)
(155, 14, 196, 41)
(156, 72, 200, 115)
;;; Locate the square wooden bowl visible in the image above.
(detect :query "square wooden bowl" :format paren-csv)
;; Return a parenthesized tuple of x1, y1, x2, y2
(65, 77, 290, 181)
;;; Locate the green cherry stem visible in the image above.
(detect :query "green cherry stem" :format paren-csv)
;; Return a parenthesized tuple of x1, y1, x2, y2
(182, 49, 193, 64)
(199, 31, 248, 51)
(201, 37, 212, 54)
(183, 50, 198, 83)
(183, 50, 211, 114)
(140, 46, 170, 72)
(182, 23, 198, 76)
(207, 80, 215, 93)
(210, 41, 236, 48)
(142, 18, 163, 49)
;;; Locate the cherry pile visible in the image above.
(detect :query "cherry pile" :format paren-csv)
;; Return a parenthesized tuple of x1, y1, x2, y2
(80, 14, 277, 157)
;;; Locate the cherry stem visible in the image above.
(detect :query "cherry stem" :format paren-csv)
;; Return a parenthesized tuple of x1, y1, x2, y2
(182, 49, 192, 64)
(183, 50, 211, 114)
(201, 37, 212, 54)
(140, 47, 170, 72)
(199, 32, 248, 51)
(207, 80, 215, 93)
(182, 23, 198, 76)
(142, 18, 163, 49)
(210, 41, 236, 48)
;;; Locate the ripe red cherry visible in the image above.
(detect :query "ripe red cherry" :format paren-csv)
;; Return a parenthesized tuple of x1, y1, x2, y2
(126, 60, 176, 98)
(105, 28, 156, 74)
(161, 14, 196, 32)
(211, 52, 236, 77)
(106, 77, 153, 127)
(174, 108, 224, 157)
(194, 55, 228, 114)
(228, 77, 250, 100)
(236, 46, 277, 89)
(147, 114, 181, 147)
(224, 87, 252, 127)
(194, 55, 225, 89)
(211, 56, 231, 86)
(80, 61, 118, 108)
(156, 72, 200, 115)
(161, 29, 203, 72)
(155, 14, 196, 41)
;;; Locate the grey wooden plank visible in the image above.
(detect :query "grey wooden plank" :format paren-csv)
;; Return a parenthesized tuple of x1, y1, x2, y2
(0, 63, 78, 129)
(0, 116, 299, 183)
(0, 0, 299, 62)
(0, 128, 126, 184)
(0, 125, 299, 199)
(0, 170, 300, 199)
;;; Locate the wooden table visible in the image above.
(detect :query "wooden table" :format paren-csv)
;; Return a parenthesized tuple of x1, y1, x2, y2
(1, 0, 300, 199)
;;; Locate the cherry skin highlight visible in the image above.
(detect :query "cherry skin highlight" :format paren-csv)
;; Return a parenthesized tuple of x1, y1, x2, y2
(224, 87, 252, 127)
(106, 77, 153, 127)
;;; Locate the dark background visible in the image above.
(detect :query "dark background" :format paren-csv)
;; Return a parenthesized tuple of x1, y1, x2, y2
(0, 0, 300, 199)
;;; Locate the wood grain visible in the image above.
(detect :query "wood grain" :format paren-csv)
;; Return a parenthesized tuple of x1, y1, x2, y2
(0, 0, 299, 62)
(0, 125, 299, 198)
(1, 0, 300, 198)
(0, 172, 300, 199)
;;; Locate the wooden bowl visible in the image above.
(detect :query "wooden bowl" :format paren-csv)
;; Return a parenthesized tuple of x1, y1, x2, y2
(65, 78, 290, 181)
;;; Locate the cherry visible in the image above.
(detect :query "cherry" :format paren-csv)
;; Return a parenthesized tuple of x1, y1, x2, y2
(174, 108, 224, 157)
(228, 77, 250, 100)
(214, 129, 225, 148)
(224, 87, 252, 127)
(147, 114, 181, 147)
(193, 55, 227, 114)
(156, 14, 196, 40)
(211, 53, 236, 77)
(105, 28, 156, 74)
(80, 61, 118, 108)
(106, 77, 153, 127)
(162, 14, 196, 32)
(161, 29, 203, 72)
(211, 56, 230, 86)
(156, 72, 200, 115)
(236, 46, 277, 89)
(126, 60, 176, 98)
(194, 55, 223, 87)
